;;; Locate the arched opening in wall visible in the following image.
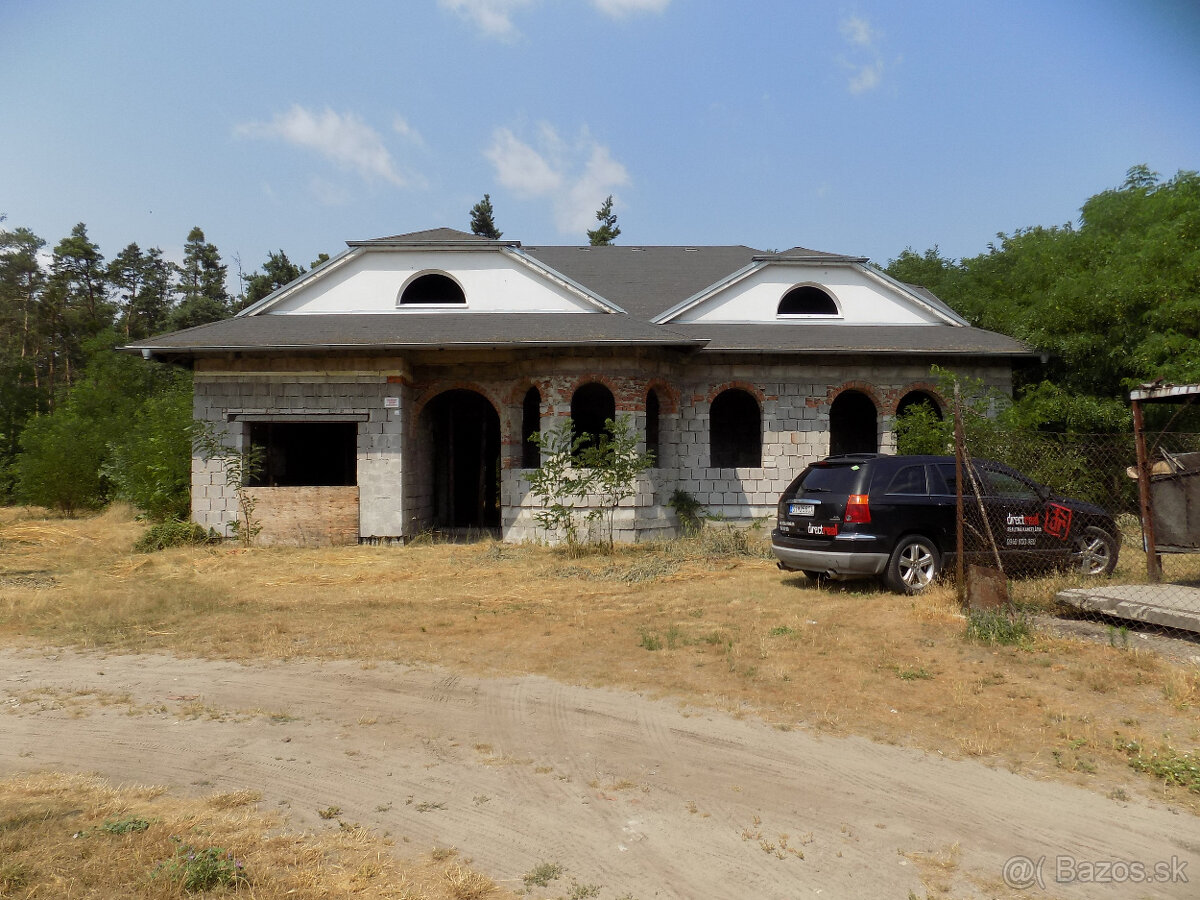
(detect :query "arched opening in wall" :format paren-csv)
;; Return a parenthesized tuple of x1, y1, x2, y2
(421, 390, 500, 530)
(829, 390, 878, 456)
(896, 390, 943, 421)
(522, 387, 541, 469)
(645, 389, 660, 466)
(399, 272, 466, 305)
(710, 389, 761, 468)
(778, 285, 838, 316)
(571, 382, 615, 455)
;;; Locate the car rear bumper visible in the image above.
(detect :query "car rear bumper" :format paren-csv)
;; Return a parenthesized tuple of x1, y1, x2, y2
(771, 539, 889, 576)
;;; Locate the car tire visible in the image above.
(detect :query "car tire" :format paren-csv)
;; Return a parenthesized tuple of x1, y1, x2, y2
(884, 535, 940, 594)
(1071, 526, 1118, 577)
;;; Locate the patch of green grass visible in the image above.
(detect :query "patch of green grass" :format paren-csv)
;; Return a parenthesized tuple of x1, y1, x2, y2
(638, 629, 663, 651)
(768, 625, 798, 637)
(101, 815, 151, 834)
(522, 860, 563, 888)
(965, 608, 1033, 647)
(134, 520, 221, 553)
(153, 840, 249, 892)
(893, 665, 934, 681)
(1121, 740, 1200, 793)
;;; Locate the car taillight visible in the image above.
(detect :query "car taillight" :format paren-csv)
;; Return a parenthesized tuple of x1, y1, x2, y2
(844, 493, 871, 524)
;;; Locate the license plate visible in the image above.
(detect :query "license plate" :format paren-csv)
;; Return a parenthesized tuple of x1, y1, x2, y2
(789, 502, 816, 517)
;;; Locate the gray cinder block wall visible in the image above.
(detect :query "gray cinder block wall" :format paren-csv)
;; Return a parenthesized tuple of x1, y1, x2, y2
(192, 352, 1012, 544)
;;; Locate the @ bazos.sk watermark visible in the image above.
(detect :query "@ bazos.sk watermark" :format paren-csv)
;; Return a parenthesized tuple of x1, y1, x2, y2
(1003, 855, 1188, 890)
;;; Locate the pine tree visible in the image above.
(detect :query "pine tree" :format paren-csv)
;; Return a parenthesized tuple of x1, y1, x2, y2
(240, 250, 305, 310)
(469, 194, 502, 239)
(170, 226, 229, 330)
(587, 195, 620, 246)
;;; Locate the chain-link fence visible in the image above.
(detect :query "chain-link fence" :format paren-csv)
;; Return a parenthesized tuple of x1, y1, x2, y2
(951, 426, 1200, 639)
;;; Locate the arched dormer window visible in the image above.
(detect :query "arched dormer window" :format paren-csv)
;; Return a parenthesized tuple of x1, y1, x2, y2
(778, 284, 838, 316)
(399, 272, 466, 306)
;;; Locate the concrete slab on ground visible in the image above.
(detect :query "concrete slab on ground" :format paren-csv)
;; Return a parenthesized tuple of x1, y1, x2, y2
(1057, 582, 1200, 635)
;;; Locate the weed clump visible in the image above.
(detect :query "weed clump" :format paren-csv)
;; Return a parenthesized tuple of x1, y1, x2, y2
(134, 520, 220, 553)
(153, 839, 249, 892)
(1121, 740, 1200, 793)
(965, 608, 1033, 647)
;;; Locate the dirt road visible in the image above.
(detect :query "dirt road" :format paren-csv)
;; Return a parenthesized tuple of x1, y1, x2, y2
(2, 649, 1196, 898)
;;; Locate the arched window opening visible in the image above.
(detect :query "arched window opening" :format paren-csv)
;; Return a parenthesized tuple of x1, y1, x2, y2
(645, 389, 660, 466)
(710, 389, 761, 468)
(522, 387, 541, 469)
(571, 382, 615, 455)
(778, 285, 838, 316)
(829, 390, 878, 456)
(896, 390, 943, 422)
(400, 272, 466, 305)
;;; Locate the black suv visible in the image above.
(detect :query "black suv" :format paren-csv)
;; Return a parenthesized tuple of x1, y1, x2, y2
(771, 453, 1120, 593)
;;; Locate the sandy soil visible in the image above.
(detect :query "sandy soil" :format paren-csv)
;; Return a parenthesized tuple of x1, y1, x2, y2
(2, 648, 1197, 899)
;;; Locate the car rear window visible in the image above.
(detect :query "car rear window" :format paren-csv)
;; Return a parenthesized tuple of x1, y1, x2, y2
(798, 464, 863, 494)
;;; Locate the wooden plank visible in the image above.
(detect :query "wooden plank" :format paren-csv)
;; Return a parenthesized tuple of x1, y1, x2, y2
(247, 486, 360, 547)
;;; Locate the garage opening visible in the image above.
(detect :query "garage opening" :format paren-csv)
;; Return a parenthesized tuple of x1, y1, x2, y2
(423, 390, 501, 529)
(710, 389, 761, 468)
(646, 389, 660, 465)
(829, 390, 878, 455)
(247, 422, 357, 486)
(896, 390, 943, 421)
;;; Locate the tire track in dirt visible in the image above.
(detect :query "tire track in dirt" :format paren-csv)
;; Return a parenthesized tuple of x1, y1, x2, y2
(2, 649, 1198, 899)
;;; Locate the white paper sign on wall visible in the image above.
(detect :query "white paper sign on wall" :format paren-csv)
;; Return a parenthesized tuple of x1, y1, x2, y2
(383, 396, 400, 409)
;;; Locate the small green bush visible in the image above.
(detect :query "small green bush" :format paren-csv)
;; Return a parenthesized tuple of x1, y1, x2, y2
(134, 520, 221, 553)
(1123, 741, 1200, 793)
(154, 840, 248, 892)
(101, 815, 151, 834)
(965, 608, 1033, 647)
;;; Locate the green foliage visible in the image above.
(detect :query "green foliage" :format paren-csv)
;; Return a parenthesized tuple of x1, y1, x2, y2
(153, 839, 248, 892)
(469, 193, 502, 240)
(525, 415, 653, 549)
(965, 608, 1033, 647)
(100, 815, 151, 834)
(666, 488, 706, 535)
(103, 369, 193, 520)
(1122, 741, 1200, 793)
(240, 249, 305, 311)
(587, 194, 621, 246)
(14, 334, 180, 514)
(134, 520, 221, 553)
(523, 861, 563, 888)
(886, 167, 1200, 423)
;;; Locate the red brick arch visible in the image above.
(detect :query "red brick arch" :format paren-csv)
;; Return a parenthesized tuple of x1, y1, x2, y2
(827, 380, 883, 410)
(411, 381, 504, 420)
(643, 379, 680, 415)
(705, 380, 765, 404)
(889, 382, 946, 416)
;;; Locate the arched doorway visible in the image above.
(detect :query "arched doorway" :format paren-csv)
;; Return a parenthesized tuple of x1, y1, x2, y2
(829, 390, 878, 455)
(421, 390, 500, 529)
(896, 390, 943, 421)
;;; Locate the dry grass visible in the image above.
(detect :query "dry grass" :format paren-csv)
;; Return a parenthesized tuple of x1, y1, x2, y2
(0, 771, 516, 899)
(3, 506, 1200, 810)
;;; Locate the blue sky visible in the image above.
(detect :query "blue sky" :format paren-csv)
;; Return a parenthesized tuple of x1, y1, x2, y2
(1, 0, 1197, 282)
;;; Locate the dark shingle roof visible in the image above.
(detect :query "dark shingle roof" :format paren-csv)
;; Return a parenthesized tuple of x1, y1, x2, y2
(522, 245, 763, 319)
(126, 313, 701, 356)
(672, 324, 1032, 356)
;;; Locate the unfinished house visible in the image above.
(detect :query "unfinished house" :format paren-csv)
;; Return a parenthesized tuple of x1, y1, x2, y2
(128, 228, 1030, 545)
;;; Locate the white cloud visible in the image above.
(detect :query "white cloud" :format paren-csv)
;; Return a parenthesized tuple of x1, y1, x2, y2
(442, 0, 670, 39)
(838, 15, 885, 94)
(484, 124, 630, 236)
(592, 0, 670, 17)
(236, 106, 411, 187)
(840, 15, 876, 47)
(392, 115, 426, 148)
(439, 0, 535, 39)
